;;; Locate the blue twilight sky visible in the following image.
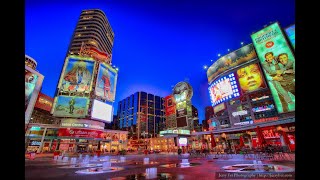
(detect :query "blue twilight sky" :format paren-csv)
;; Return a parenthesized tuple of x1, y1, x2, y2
(25, 0, 295, 123)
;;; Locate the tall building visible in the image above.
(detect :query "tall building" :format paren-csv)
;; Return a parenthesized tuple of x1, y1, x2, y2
(191, 105, 199, 131)
(44, 9, 128, 154)
(117, 92, 165, 139)
(67, 9, 114, 64)
(205, 106, 214, 120)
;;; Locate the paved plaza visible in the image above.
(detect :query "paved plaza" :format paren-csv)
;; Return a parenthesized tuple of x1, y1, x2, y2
(25, 153, 295, 180)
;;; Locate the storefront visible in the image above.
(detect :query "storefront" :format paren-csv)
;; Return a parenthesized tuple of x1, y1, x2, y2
(25, 124, 128, 153)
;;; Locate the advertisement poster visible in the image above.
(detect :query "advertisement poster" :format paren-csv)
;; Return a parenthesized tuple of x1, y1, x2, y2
(95, 63, 118, 102)
(207, 44, 257, 83)
(25, 69, 39, 111)
(59, 56, 95, 93)
(52, 96, 89, 118)
(173, 81, 193, 103)
(251, 22, 295, 113)
(25, 66, 44, 124)
(285, 24, 295, 49)
(208, 72, 240, 107)
(236, 63, 266, 94)
(34, 92, 54, 112)
(164, 95, 176, 116)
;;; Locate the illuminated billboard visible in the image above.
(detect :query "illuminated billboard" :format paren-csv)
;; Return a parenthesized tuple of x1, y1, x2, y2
(251, 22, 295, 113)
(178, 137, 188, 146)
(208, 72, 240, 106)
(285, 24, 295, 49)
(236, 63, 266, 94)
(34, 92, 53, 112)
(58, 56, 95, 93)
(95, 62, 118, 102)
(176, 101, 187, 117)
(176, 116, 187, 127)
(25, 66, 44, 124)
(164, 95, 176, 116)
(91, 100, 113, 123)
(173, 81, 193, 103)
(207, 44, 257, 84)
(52, 96, 89, 118)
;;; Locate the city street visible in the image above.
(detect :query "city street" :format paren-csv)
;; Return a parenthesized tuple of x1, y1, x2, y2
(25, 153, 295, 180)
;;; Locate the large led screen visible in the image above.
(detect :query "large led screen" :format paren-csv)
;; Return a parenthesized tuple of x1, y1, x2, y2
(251, 22, 295, 113)
(59, 56, 95, 93)
(176, 116, 187, 127)
(208, 72, 240, 107)
(236, 63, 266, 94)
(207, 44, 257, 84)
(164, 95, 176, 116)
(285, 24, 295, 49)
(178, 137, 187, 146)
(91, 100, 113, 123)
(95, 63, 118, 102)
(25, 66, 44, 124)
(52, 96, 89, 118)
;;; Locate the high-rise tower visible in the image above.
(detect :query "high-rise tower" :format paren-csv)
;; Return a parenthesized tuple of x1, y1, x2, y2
(67, 9, 114, 64)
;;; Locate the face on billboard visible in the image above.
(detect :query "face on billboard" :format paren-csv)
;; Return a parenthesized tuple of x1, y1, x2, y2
(95, 63, 118, 102)
(251, 22, 295, 113)
(25, 70, 39, 111)
(53, 96, 89, 118)
(60, 57, 95, 93)
(237, 63, 266, 93)
(285, 25, 295, 49)
(208, 73, 240, 106)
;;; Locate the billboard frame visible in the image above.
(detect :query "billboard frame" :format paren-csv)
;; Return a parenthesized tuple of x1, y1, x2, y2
(25, 65, 44, 124)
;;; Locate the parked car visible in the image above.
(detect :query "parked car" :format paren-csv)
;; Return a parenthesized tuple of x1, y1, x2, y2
(154, 149, 161, 153)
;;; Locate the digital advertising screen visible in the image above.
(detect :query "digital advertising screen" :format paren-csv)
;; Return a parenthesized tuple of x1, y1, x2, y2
(176, 116, 187, 127)
(91, 99, 113, 123)
(34, 92, 54, 112)
(208, 72, 240, 107)
(95, 62, 118, 102)
(59, 56, 95, 94)
(236, 63, 266, 94)
(285, 24, 295, 49)
(178, 137, 188, 146)
(52, 96, 89, 118)
(25, 66, 44, 124)
(251, 22, 295, 113)
(164, 95, 176, 116)
(173, 81, 193, 103)
(207, 44, 257, 84)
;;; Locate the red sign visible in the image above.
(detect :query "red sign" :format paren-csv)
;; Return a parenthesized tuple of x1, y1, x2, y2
(262, 129, 280, 139)
(254, 117, 279, 123)
(58, 128, 106, 138)
(265, 41, 274, 48)
(164, 95, 176, 116)
(34, 92, 54, 112)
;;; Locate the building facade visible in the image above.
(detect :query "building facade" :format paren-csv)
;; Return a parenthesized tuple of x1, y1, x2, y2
(117, 92, 165, 139)
(25, 9, 128, 154)
(202, 25, 295, 151)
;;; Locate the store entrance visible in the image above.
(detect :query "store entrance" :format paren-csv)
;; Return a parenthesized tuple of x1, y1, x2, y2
(77, 144, 87, 153)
